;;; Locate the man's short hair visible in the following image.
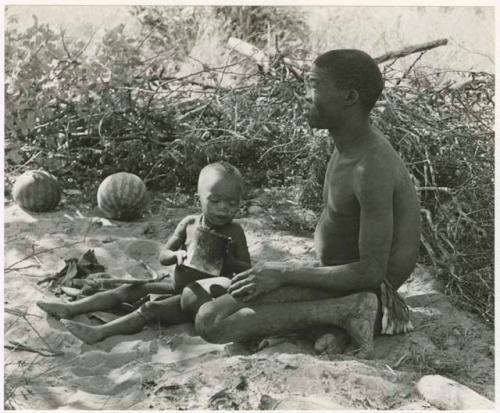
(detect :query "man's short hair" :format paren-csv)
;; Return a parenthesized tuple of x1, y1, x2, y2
(314, 49, 384, 113)
(198, 161, 244, 194)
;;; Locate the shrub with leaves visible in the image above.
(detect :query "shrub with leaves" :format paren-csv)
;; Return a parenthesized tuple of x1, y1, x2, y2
(5, 18, 182, 195)
(373, 69, 494, 324)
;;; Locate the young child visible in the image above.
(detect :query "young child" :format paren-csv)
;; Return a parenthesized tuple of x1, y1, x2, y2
(37, 161, 251, 344)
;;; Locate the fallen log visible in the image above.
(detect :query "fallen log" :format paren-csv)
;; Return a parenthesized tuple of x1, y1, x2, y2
(227, 37, 270, 72)
(374, 38, 448, 63)
(227, 37, 449, 76)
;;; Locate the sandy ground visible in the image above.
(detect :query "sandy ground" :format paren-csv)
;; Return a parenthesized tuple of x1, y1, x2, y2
(3, 196, 495, 410)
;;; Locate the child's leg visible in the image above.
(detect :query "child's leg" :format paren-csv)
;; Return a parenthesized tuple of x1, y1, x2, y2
(62, 310, 147, 345)
(62, 294, 191, 344)
(180, 277, 231, 318)
(37, 282, 175, 319)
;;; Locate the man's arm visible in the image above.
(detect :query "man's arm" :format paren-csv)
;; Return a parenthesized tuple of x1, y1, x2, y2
(229, 157, 395, 299)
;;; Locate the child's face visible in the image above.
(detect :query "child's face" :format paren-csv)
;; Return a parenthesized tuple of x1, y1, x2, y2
(198, 173, 241, 227)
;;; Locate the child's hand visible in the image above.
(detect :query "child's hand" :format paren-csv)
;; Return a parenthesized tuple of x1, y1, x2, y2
(175, 250, 187, 266)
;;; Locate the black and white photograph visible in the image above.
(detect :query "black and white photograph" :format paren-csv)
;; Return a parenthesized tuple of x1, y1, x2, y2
(3, 2, 496, 410)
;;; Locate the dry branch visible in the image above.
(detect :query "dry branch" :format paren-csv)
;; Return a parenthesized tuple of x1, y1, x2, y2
(374, 38, 448, 63)
(5, 240, 85, 272)
(5, 340, 63, 357)
(227, 37, 449, 75)
(227, 37, 270, 72)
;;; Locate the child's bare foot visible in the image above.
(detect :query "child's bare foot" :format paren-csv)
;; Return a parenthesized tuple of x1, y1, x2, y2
(37, 301, 74, 319)
(61, 319, 104, 344)
(344, 292, 378, 359)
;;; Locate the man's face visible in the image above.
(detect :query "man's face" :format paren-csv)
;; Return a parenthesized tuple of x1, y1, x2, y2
(198, 172, 241, 227)
(306, 65, 347, 129)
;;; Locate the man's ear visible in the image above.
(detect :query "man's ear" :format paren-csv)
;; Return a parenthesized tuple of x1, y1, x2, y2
(345, 89, 359, 106)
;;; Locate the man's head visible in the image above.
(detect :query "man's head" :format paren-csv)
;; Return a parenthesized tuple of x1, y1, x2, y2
(197, 161, 244, 227)
(307, 49, 383, 129)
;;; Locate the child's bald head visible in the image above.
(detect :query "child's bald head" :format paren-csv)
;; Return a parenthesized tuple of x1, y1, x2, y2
(197, 161, 244, 198)
(197, 162, 244, 227)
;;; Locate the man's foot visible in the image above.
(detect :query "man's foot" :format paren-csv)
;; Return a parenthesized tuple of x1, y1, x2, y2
(37, 301, 74, 319)
(61, 319, 104, 344)
(314, 330, 350, 355)
(344, 292, 378, 359)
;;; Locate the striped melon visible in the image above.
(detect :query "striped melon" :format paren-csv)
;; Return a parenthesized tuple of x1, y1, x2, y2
(13, 170, 61, 212)
(97, 172, 147, 221)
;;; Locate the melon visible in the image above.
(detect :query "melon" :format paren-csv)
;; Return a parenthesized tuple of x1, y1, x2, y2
(13, 170, 61, 212)
(97, 172, 147, 221)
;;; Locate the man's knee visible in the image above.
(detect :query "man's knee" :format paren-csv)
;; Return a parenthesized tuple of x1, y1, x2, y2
(194, 302, 229, 344)
(180, 283, 211, 316)
(180, 278, 230, 315)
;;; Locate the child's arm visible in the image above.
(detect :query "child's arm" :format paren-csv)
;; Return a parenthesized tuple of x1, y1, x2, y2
(159, 237, 186, 266)
(159, 216, 191, 266)
(226, 224, 252, 274)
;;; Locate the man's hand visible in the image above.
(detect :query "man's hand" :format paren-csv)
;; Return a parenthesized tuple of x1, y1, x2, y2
(228, 262, 285, 301)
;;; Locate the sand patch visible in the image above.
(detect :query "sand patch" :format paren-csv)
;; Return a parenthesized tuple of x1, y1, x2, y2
(4, 201, 494, 409)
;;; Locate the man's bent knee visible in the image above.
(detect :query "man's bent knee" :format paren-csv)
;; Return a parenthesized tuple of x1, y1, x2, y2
(195, 302, 230, 344)
(180, 283, 211, 316)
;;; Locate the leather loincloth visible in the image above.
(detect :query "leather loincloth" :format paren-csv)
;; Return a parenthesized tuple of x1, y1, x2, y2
(377, 279, 414, 335)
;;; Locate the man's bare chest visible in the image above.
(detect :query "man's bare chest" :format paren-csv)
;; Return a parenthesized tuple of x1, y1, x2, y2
(324, 158, 360, 217)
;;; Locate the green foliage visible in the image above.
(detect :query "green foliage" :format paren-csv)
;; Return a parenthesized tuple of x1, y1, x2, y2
(5, 18, 180, 193)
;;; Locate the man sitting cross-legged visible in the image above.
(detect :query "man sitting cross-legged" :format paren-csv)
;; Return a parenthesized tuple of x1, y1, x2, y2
(191, 49, 421, 358)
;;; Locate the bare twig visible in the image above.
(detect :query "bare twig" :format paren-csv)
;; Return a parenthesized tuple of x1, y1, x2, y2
(10, 151, 43, 173)
(5, 341, 63, 357)
(5, 240, 85, 272)
(395, 52, 426, 86)
(5, 306, 62, 356)
(393, 352, 408, 368)
(60, 31, 73, 60)
(4, 354, 42, 403)
(177, 102, 211, 121)
(161, 75, 218, 90)
(417, 186, 452, 193)
(22, 315, 61, 354)
(25, 41, 46, 65)
(5, 307, 43, 319)
(258, 140, 295, 162)
(135, 258, 160, 279)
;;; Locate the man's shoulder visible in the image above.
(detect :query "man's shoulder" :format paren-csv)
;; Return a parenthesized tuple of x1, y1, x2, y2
(360, 133, 402, 171)
(353, 134, 404, 191)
